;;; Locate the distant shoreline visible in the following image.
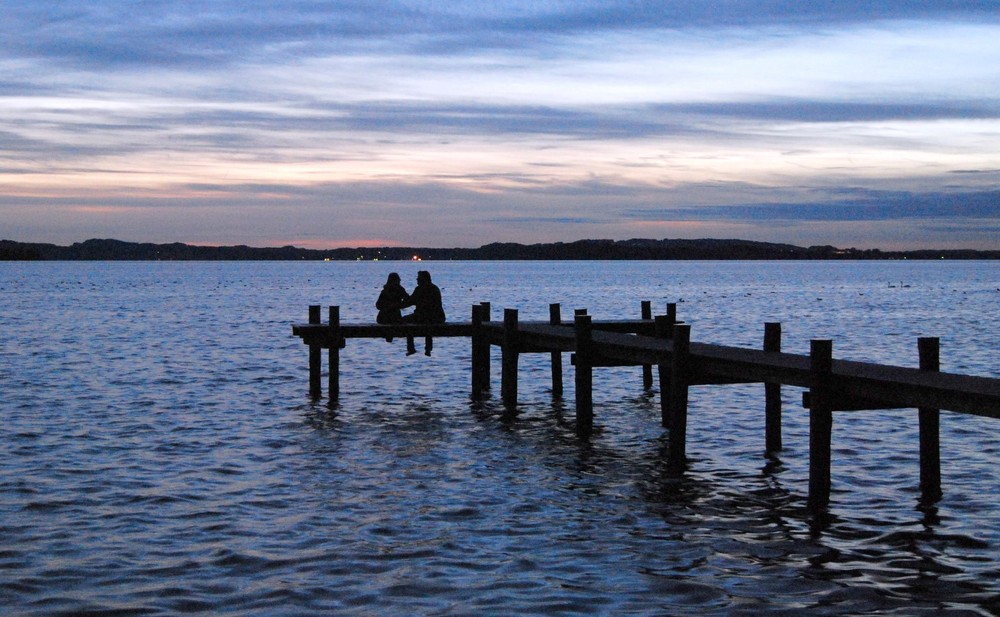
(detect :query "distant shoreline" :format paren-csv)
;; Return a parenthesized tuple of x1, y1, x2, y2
(2, 238, 998, 261)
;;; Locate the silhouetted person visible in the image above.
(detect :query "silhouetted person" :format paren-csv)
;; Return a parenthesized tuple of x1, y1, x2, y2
(402, 270, 445, 355)
(376, 272, 409, 342)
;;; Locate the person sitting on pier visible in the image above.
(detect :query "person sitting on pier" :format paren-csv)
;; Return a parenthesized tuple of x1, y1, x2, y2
(402, 270, 446, 356)
(376, 272, 409, 342)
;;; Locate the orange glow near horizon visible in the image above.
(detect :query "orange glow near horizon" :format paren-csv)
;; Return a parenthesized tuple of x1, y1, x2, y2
(274, 238, 409, 250)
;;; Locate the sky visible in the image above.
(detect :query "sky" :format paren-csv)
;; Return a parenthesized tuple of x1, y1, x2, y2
(2, 1, 999, 250)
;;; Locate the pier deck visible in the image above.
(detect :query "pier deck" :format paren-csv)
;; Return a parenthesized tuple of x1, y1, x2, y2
(292, 301, 999, 510)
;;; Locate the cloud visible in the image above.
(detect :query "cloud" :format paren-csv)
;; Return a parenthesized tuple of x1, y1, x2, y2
(2, 1, 999, 249)
(6, 1, 996, 70)
(653, 101, 1000, 123)
(627, 189, 1000, 223)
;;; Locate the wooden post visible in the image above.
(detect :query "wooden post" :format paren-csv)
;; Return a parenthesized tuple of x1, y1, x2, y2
(809, 339, 833, 510)
(328, 306, 340, 404)
(641, 301, 654, 390)
(471, 304, 486, 399)
(919, 337, 942, 502)
(501, 308, 519, 409)
(308, 305, 322, 397)
(480, 303, 492, 392)
(574, 314, 594, 435)
(654, 314, 674, 427)
(764, 322, 782, 452)
(666, 302, 676, 326)
(549, 303, 563, 398)
(667, 324, 691, 472)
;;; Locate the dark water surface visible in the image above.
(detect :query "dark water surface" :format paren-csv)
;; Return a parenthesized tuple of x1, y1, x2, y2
(2, 260, 998, 616)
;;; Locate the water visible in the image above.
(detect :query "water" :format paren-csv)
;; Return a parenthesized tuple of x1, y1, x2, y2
(1, 260, 998, 616)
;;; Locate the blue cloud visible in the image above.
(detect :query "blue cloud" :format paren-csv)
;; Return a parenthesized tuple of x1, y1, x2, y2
(6, 0, 996, 69)
(627, 190, 1000, 223)
(653, 101, 1000, 122)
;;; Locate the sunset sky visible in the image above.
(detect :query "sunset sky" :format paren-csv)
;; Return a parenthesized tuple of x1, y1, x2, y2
(2, 1, 999, 249)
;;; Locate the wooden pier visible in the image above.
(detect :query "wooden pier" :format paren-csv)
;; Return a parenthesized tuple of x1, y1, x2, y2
(292, 301, 1000, 510)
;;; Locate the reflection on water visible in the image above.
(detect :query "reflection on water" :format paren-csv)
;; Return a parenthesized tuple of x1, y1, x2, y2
(1, 260, 998, 615)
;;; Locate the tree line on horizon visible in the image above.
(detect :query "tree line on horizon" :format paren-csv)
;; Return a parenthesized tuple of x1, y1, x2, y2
(2, 238, 996, 261)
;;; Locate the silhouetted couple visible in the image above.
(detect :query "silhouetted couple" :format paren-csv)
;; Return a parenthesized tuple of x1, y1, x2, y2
(376, 270, 446, 356)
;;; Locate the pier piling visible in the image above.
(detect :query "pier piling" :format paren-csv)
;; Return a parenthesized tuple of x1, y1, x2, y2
(654, 314, 674, 427)
(667, 324, 691, 472)
(641, 301, 653, 390)
(809, 339, 834, 509)
(764, 322, 783, 452)
(328, 306, 340, 404)
(919, 337, 942, 502)
(550, 303, 564, 397)
(308, 305, 322, 398)
(471, 304, 489, 399)
(574, 314, 594, 435)
(501, 308, 520, 409)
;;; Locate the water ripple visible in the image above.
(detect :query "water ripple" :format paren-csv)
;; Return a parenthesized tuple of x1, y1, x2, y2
(1, 261, 997, 615)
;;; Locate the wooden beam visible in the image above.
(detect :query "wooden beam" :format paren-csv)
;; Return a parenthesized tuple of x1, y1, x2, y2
(801, 391, 908, 411)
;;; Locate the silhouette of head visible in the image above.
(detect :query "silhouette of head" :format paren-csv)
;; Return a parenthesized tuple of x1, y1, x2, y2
(386, 272, 401, 284)
(417, 270, 431, 284)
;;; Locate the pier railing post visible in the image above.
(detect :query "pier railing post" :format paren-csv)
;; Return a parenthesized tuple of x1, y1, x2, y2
(641, 301, 654, 390)
(764, 322, 782, 452)
(574, 314, 594, 435)
(919, 337, 942, 502)
(654, 314, 675, 428)
(667, 324, 691, 472)
(328, 306, 340, 405)
(308, 305, 322, 398)
(809, 339, 834, 510)
(549, 303, 563, 398)
(501, 308, 519, 409)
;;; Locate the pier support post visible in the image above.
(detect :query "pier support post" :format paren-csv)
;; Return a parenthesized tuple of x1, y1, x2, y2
(919, 337, 942, 502)
(549, 303, 563, 397)
(501, 308, 519, 409)
(809, 339, 834, 510)
(308, 305, 322, 397)
(471, 304, 488, 399)
(641, 301, 654, 390)
(667, 324, 691, 472)
(764, 322, 782, 452)
(480, 303, 492, 392)
(654, 313, 675, 428)
(328, 306, 340, 404)
(574, 314, 594, 435)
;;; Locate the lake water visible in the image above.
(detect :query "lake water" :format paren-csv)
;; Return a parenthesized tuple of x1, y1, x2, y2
(1, 260, 998, 616)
